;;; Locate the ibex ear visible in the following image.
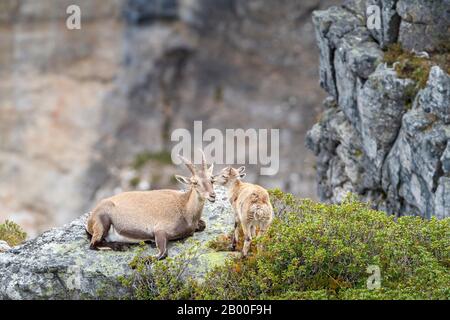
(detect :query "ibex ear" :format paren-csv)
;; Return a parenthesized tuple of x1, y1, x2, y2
(175, 175, 190, 185)
(239, 172, 246, 179)
(238, 166, 246, 174)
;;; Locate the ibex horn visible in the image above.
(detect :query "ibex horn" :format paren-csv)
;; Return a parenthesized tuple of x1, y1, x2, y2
(178, 154, 196, 175)
(199, 149, 208, 172)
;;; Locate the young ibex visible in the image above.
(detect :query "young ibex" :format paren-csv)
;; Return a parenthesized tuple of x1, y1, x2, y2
(86, 150, 216, 260)
(213, 166, 273, 257)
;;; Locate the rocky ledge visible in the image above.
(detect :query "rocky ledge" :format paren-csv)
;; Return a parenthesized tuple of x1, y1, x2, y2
(0, 187, 234, 300)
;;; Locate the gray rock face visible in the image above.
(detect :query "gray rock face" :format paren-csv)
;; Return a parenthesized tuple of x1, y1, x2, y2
(0, 241, 11, 253)
(307, 1, 450, 219)
(344, 0, 449, 51)
(396, 0, 450, 52)
(123, 0, 179, 24)
(313, 6, 364, 98)
(382, 67, 450, 218)
(357, 64, 414, 173)
(344, 0, 401, 48)
(334, 29, 383, 128)
(0, 187, 235, 300)
(368, 0, 400, 48)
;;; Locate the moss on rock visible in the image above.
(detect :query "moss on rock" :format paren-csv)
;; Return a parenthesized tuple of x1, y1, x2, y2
(0, 220, 27, 247)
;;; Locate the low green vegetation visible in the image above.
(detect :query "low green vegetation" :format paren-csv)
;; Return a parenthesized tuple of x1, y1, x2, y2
(129, 176, 141, 188)
(132, 151, 173, 170)
(120, 243, 200, 300)
(124, 190, 450, 300)
(383, 43, 450, 90)
(384, 43, 430, 89)
(0, 220, 27, 247)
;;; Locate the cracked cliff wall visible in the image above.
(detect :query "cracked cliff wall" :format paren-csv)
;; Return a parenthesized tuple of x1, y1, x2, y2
(307, 0, 450, 218)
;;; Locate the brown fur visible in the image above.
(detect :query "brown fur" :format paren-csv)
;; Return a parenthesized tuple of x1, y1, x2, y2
(86, 152, 215, 260)
(214, 166, 273, 257)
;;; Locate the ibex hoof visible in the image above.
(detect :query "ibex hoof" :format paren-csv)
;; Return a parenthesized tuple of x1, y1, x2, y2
(89, 242, 101, 250)
(196, 219, 206, 232)
(154, 253, 167, 261)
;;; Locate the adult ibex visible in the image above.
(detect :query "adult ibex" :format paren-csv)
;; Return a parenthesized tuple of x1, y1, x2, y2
(213, 166, 273, 257)
(86, 150, 216, 260)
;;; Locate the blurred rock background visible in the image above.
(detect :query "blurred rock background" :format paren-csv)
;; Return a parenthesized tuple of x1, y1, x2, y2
(0, 0, 340, 236)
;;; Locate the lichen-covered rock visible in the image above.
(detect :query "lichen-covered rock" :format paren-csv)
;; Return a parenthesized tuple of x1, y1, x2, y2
(334, 29, 383, 126)
(343, 0, 400, 48)
(356, 64, 414, 174)
(0, 187, 234, 300)
(312, 6, 365, 98)
(0, 240, 11, 253)
(398, 21, 448, 53)
(416, 67, 450, 124)
(308, 64, 450, 219)
(396, 0, 449, 25)
(382, 67, 450, 218)
(307, 106, 366, 202)
(308, 1, 450, 219)
(344, 0, 449, 51)
(368, 0, 400, 48)
(396, 0, 450, 52)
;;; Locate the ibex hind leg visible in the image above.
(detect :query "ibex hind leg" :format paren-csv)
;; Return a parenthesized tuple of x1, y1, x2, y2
(231, 220, 239, 251)
(241, 224, 252, 258)
(154, 230, 168, 260)
(250, 224, 257, 238)
(89, 213, 112, 250)
(85, 228, 92, 240)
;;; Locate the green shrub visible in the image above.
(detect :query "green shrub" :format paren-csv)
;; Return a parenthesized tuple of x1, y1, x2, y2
(129, 176, 141, 188)
(0, 220, 27, 247)
(383, 43, 450, 90)
(194, 191, 449, 299)
(120, 243, 200, 300)
(126, 190, 450, 300)
(132, 151, 173, 170)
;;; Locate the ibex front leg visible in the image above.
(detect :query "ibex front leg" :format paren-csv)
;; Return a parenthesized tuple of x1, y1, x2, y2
(154, 230, 168, 260)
